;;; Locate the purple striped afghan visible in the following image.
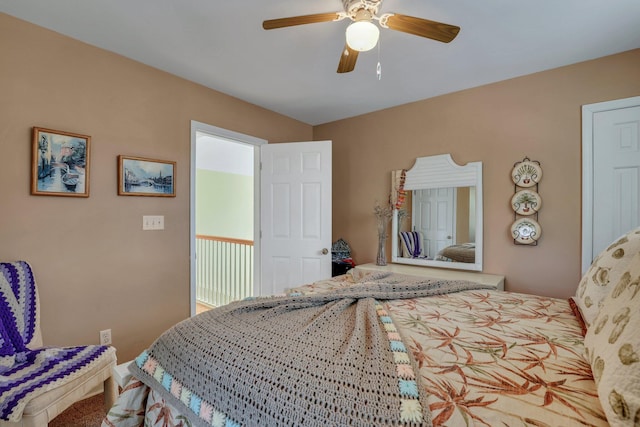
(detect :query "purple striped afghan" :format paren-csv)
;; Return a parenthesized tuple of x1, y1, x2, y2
(400, 231, 423, 258)
(0, 261, 38, 371)
(0, 261, 114, 422)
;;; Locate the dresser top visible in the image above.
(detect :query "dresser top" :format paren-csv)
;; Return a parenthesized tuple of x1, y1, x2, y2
(355, 263, 504, 291)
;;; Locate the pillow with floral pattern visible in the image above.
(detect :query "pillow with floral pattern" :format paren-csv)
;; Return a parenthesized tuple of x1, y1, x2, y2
(584, 251, 640, 426)
(574, 227, 640, 327)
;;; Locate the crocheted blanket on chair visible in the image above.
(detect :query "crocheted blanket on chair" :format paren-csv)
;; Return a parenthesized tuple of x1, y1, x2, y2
(0, 262, 38, 373)
(131, 272, 491, 427)
(0, 261, 113, 422)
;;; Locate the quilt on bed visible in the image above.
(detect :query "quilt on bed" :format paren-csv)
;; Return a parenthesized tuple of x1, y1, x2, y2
(104, 273, 607, 427)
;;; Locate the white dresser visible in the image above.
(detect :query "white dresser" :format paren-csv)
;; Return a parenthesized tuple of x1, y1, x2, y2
(355, 263, 505, 291)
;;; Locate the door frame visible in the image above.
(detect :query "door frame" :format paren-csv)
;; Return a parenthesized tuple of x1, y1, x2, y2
(581, 96, 640, 273)
(189, 120, 266, 316)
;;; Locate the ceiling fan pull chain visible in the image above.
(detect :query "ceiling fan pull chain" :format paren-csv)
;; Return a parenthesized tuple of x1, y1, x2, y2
(376, 41, 381, 80)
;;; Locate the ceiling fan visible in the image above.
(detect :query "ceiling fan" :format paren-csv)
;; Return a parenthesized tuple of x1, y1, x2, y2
(263, 0, 460, 73)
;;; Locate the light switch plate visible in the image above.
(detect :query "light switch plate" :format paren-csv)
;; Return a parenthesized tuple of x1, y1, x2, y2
(143, 215, 165, 230)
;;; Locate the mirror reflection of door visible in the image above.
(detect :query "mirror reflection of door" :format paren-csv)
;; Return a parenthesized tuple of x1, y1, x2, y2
(412, 188, 456, 258)
(410, 186, 476, 260)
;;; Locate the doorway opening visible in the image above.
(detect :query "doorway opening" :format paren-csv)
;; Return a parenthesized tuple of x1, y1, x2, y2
(190, 121, 265, 316)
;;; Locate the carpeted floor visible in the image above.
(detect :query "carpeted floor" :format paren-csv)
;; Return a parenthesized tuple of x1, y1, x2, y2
(49, 392, 107, 427)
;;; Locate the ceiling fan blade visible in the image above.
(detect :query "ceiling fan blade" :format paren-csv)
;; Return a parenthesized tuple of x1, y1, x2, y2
(337, 45, 359, 73)
(384, 13, 460, 43)
(263, 12, 341, 30)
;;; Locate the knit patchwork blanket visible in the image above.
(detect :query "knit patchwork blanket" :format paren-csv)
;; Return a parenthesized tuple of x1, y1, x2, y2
(0, 261, 114, 422)
(131, 272, 491, 427)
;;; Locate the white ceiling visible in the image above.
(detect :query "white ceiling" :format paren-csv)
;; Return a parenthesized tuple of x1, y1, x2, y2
(2, 0, 639, 125)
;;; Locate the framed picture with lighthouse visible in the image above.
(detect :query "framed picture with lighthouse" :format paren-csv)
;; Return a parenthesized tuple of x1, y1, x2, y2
(31, 127, 91, 197)
(117, 155, 176, 197)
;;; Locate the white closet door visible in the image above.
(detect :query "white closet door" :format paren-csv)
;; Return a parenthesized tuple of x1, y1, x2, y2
(583, 97, 640, 272)
(593, 106, 640, 256)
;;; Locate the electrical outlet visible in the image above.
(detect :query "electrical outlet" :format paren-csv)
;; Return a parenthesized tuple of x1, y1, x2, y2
(100, 329, 112, 345)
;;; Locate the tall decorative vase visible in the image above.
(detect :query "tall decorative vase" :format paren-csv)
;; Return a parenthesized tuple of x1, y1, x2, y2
(376, 233, 387, 266)
(373, 201, 392, 266)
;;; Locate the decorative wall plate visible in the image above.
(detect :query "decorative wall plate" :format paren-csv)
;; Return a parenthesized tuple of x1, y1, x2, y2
(511, 218, 542, 244)
(511, 190, 542, 215)
(511, 161, 542, 187)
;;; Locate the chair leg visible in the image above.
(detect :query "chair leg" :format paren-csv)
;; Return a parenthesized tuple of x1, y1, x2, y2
(103, 376, 118, 411)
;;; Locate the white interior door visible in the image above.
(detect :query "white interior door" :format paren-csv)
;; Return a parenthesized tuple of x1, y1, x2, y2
(583, 97, 640, 272)
(413, 188, 455, 258)
(260, 141, 332, 295)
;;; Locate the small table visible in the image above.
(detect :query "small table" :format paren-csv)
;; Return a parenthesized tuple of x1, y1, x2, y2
(332, 261, 354, 277)
(113, 361, 133, 389)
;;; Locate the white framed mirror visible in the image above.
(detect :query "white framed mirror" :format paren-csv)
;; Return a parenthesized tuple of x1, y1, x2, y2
(391, 154, 483, 271)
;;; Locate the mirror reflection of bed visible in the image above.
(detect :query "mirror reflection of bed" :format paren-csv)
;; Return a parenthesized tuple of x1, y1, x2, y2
(392, 154, 483, 271)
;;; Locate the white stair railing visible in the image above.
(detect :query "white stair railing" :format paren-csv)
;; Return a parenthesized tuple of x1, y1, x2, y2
(196, 235, 253, 308)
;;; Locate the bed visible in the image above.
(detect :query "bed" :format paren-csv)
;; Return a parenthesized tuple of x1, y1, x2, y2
(103, 228, 640, 427)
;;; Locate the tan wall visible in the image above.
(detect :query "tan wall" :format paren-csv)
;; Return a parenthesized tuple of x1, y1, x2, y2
(0, 14, 312, 362)
(3, 11, 640, 362)
(316, 48, 640, 298)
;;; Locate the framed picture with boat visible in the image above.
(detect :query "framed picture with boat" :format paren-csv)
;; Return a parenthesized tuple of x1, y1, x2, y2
(31, 127, 91, 197)
(118, 155, 176, 197)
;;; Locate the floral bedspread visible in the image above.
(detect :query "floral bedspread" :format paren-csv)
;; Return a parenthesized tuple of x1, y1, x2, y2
(103, 273, 607, 427)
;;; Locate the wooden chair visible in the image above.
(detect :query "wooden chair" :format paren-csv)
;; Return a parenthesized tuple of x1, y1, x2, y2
(0, 261, 117, 426)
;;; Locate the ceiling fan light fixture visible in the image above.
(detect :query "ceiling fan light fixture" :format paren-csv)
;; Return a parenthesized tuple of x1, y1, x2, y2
(345, 20, 379, 52)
